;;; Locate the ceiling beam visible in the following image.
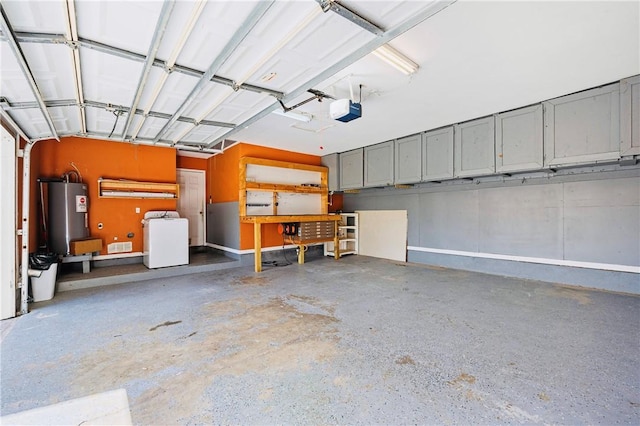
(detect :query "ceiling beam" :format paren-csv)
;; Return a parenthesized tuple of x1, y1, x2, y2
(172, 1, 322, 144)
(121, 0, 175, 141)
(55, 131, 222, 153)
(4, 31, 284, 100)
(316, 0, 384, 36)
(64, 0, 86, 135)
(0, 5, 59, 140)
(205, 0, 457, 148)
(0, 98, 235, 129)
(152, 1, 277, 143)
(129, 1, 206, 142)
(0, 108, 31, 143)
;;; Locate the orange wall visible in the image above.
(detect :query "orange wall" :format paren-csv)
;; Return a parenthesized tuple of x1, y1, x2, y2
(208, 142, 325, 250)
(176, 155, 207, 171)
(329, 192, 343, 213)
(34, 137, 177, 255)
(209, 144, 240, 203)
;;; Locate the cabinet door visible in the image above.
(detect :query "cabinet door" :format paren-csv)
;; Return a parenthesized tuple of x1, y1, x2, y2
(544, 83, 620, 167)
(496, 104, 543, 173)
(423, 126, 454, 181)
(321, 153, 340, 192)
(394, 134, 422, 184)
(621, 75, 640, 157)
(454, 116, 495, 177)
(364, 141, 394, 187)
(339, 148, 363, 190)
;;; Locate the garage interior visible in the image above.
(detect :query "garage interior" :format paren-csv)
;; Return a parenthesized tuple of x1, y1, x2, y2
(1, 0, 639, 424)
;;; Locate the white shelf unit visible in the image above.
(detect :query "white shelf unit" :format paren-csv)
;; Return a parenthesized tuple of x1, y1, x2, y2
(324, 213, 358, 257)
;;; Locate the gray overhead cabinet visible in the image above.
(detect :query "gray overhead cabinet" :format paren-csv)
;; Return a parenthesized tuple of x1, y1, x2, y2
(394, 134, 422, 184)
(336, 76, 636, 190)
(422, 126, 454, 181)
(620, 75, 640, 157)
(543, 83, 620, 167)
(495, 104, 544, 173)
(364, 141, 394, 187)
(339, 148, 364, 190)
(321, 153, 340, 192)
(454, 116, 496, 177)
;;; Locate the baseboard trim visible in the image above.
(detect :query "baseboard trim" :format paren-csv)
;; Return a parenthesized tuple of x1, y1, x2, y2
(408, 246, 639, 274)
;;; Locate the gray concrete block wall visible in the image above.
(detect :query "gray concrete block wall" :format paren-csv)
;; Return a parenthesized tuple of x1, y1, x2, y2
(344, 168, 640, 293)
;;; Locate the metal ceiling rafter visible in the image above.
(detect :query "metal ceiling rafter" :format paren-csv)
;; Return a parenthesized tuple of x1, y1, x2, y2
(63, 0, 86, 135)
(0, 108, 31, 143)
(152, 0, 277, 144)
(205, 0, 457, 148)
(58, 131, 222, 154)
(5, 31, 285, 100)
(121, 0, 175, 141)
(0, 5, 59, 141)
(1, 98, 235, 129)
(129, 0, 206, 142)
(173, 2, 321, 144)
(316, 0, 384, 36)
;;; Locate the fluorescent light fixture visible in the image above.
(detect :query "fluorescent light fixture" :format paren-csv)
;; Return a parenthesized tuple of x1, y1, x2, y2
(272, 109, 312, 122)
(372, 44, 419, 75)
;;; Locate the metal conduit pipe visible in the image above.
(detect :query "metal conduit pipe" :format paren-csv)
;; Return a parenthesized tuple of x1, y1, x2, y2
(19, 140, 37, 314)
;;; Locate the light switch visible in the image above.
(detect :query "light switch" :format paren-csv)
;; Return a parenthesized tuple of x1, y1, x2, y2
(135, 207, 140, 214)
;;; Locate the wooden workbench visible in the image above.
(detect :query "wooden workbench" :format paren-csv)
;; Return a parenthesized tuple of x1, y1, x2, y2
(241, 214, 342, 272)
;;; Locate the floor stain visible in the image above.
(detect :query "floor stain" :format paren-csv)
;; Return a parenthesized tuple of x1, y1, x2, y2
(72, 295, 340, 424)
(538, 392, 550, 402)
(448, 372, 476, 386)
(396, 355, 416, 365)
(540, 285, 593, 305)
(234, 276, 270, 286)
(258, 388, 274, 401)
(149, 320, 182, 331)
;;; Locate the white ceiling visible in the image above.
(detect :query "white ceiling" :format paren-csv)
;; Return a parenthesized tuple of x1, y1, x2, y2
(1, 1, 638, 157)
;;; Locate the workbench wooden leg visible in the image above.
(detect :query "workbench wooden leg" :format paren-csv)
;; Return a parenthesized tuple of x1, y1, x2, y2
(297, 245, 304, 264)
(254, 222, 262, 272)
(334, 234, 340, 260)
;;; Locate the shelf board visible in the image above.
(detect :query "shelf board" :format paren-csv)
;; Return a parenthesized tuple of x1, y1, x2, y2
(241, 214, 341, 224)
(245, 181, 324, 193)
(98, 178, 179, 199)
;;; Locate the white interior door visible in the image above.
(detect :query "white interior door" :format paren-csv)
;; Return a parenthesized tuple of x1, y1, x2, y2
(177, 169, 205, 246)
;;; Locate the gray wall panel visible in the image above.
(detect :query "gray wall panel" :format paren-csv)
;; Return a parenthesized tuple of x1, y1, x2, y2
(478, 184, 563, 258)
(408, 250, 640, 294)
(563, 178, 640, 265)
(345, 169, 640, 292)
(419, 190, 479, 251)
(344, 192, 420, 245)
(207, 202, 240, 250)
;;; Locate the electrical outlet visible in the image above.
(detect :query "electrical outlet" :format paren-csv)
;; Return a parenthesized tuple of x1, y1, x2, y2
(135, 207, 140, 214)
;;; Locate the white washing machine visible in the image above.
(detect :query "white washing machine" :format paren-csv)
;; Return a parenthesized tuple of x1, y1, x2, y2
(143, 211, 189, 269)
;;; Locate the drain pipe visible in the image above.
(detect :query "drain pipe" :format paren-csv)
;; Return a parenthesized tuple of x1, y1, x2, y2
(18, 140, 37, 314)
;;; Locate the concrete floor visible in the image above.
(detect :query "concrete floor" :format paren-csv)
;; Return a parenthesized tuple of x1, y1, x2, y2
(1, 254, 639, 424)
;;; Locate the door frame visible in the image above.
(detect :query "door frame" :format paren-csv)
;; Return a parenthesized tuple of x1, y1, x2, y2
(176, 168, 206, 247)
(1, 125, 17, 319)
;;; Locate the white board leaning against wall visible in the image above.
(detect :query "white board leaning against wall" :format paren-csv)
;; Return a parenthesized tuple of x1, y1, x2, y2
(356, 210, 408, 262)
